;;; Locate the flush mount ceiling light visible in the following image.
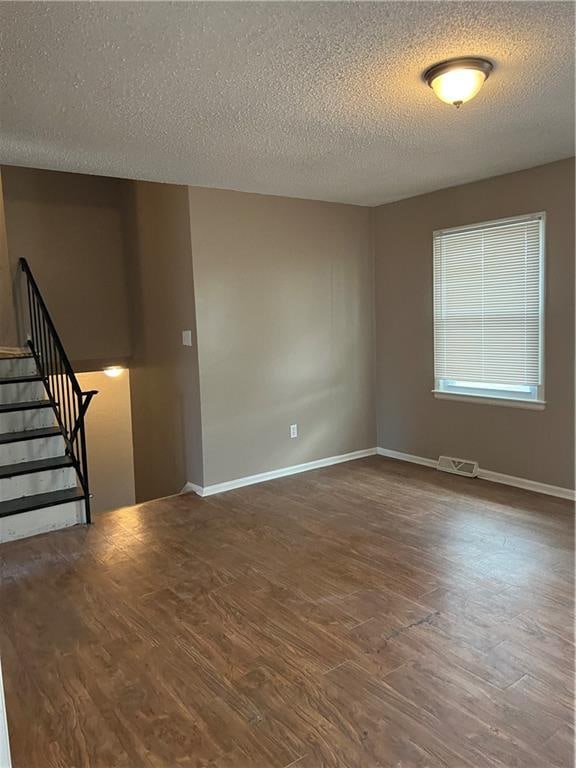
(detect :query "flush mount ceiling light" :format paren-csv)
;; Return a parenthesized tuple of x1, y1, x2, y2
(424, 57, 493, 108)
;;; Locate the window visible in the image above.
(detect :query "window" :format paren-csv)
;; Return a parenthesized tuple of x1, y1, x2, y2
(433, 213, 545, 408)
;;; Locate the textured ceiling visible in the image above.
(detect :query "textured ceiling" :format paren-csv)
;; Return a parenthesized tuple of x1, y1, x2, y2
(0, 1, 574, 206)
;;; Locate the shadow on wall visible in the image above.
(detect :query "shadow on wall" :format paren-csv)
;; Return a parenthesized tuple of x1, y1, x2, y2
(1, 165, 132, 371)
(123, 181, 203, 503)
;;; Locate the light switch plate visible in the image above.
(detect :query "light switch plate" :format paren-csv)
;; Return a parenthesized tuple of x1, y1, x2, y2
(182, 330, 193, 347)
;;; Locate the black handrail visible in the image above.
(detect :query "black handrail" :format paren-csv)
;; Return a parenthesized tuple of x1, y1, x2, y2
(19, 258, 97, 523)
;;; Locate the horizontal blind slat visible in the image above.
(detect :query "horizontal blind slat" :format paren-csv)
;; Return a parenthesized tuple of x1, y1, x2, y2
(433, 214, 543, 389)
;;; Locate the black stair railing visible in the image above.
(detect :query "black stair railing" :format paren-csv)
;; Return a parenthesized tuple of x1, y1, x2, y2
(19, 258, 97, 523)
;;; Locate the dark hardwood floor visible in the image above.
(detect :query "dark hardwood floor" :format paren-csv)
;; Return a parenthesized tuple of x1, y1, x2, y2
(0, 456, 573, 767)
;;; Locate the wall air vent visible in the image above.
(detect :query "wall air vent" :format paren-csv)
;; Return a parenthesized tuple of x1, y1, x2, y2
(437, 455, 479, 478)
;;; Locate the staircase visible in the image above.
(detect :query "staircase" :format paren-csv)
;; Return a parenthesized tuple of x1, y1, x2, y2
(0, 259, 96, 543)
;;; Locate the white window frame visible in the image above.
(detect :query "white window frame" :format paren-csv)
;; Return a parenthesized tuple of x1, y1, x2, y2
(432, 212, 546, 410)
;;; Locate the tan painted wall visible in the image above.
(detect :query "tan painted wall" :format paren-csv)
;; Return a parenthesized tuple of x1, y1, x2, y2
(77, 370, 135, 514)
(188, 187, 376, 486)
(374, 159, 575, 489)
(1, 166, 131, 369)
(4, 161, 571, 499)
(125, 181, 203, 502)
(0, 171, 18, 349)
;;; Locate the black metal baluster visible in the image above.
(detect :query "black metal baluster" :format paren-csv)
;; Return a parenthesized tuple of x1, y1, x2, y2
(56, 352, 65, 439)
(79, 398, 91, 524)
(19, 258, 97, 526)
(40, 308, 49, 379)
(29, 289, 39, 361)
(64, 376, 72, 445)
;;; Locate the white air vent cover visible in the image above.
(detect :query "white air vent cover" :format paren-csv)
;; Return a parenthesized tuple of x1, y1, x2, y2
(437, 455, 479, 477)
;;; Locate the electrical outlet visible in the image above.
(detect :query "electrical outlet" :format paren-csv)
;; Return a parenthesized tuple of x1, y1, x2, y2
(290, 424, 298, 439)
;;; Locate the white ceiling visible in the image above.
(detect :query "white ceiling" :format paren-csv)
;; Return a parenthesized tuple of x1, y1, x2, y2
(0, 1, 574, 206)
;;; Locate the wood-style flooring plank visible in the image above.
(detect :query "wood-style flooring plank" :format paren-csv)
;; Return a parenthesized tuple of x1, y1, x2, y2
(0, 456, 573, 767)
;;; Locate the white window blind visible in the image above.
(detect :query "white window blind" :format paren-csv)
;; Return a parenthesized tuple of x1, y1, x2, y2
(433, 213, 544, 404)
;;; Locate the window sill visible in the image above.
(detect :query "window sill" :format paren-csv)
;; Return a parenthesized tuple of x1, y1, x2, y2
(432, 391, 546, 410)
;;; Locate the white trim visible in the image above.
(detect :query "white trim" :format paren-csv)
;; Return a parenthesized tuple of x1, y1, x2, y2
(433, 211, 546, 408)
(180, 482, 203, 496)
(377, 447, 575, 501)
(432, 391, 546, 410)
(181, 448, 378, 497)
(0, 660, 12, 768)
(477, 468, 575, 501)
(376, 447, 437, 468)
(433, 211, 546, 238)
(179, 446, 574, 503)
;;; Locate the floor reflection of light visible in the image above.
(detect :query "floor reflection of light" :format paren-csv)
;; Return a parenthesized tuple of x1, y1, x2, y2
(90, 505, 151, 567)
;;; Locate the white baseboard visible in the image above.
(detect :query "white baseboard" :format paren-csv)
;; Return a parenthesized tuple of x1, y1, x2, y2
(0, 660, 11, 768)
(376, 447, 437, 468)
(377, 447, 575, 501)
(477, 468, 576, 501)
(181, 448, 378, 497)
(179, 445, 574, 502)
(180, 482, 203, 496)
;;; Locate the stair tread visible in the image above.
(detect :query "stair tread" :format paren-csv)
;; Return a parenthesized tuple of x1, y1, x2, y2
(0, 427, 62, 445)
(0, 352, 33, 360)
(0, 487, 84, 518)
(0, 455, 73, 479)
(0, 400, 52, 413)
(0, 375, 43, 385)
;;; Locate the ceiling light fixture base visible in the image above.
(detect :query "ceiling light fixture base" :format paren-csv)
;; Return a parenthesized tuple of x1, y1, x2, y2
(424, 57, 494, 107)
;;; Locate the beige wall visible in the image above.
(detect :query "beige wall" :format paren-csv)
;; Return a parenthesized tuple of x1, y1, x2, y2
(125, 181, 203, 502)
(188, 188, 376, 486)
(0, 171, 18, 349)
(3, 161, 572, 499)
(77, 370, 135, 514)
(374, 159, 575, 489)
(2, 166, 131, 369)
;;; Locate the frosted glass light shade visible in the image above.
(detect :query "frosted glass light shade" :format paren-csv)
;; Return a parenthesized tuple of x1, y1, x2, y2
(425, 58, 493, 107)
